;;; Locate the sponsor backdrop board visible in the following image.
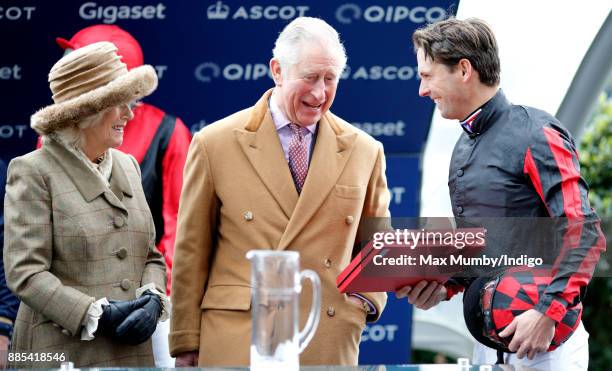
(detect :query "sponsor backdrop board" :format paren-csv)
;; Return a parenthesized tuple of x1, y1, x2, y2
(0, 0, 457, 364)
(361, 154, 420, 363)
(387, 155, 421, 218)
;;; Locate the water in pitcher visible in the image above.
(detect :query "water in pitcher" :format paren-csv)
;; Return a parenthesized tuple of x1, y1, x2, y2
(247, 250, 321, 371)
(250, 287, 300, 371)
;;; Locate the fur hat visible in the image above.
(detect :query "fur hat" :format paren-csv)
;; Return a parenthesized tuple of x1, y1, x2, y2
(31, 41, 157, 135)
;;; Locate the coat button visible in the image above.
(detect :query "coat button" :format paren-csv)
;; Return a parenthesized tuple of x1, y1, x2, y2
(120, 279, 131, 291)
(457, 206, 464, 214)
(117, 248, 128, 260)
(327, 306, 335, 317)
(324, 258, 332, 268)
(345, 216, 354, 225)
(62, 329, 71, 336)
(457, 169, 464, 177)
(243, 211, 254, 221)
(113, 216, 125, 228)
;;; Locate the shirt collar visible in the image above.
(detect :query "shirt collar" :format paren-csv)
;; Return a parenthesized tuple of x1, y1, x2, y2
(459, 89, 508, 137)
(269, 89, 317, 134)
(459, 108, 482, 134)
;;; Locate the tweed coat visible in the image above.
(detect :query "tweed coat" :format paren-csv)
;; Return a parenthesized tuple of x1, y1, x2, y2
(3, 137, 166, 367)
(169, 89, 390, 366)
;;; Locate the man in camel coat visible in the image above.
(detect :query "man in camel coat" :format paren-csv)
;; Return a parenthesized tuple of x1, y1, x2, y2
(169, 17, 390, 366)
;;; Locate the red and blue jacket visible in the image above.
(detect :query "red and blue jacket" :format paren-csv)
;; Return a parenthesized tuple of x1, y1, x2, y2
(445, 90, 606, 324)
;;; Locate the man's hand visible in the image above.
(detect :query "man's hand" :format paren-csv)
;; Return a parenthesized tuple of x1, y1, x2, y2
(0, 334, 9, 368)
(498, 309, 555, 360)
(175, 351, 199, 367)
(395, 280, 446, 310)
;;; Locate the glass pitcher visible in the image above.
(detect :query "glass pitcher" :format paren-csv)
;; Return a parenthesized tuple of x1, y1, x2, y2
(246, 250, 321, 371)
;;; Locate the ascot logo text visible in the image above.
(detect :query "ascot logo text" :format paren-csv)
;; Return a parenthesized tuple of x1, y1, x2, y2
(362, 324, 399, 342)
(0, 125, 29, 139)
(207, 1, 309, 21)
(0, 6, 36, 20)
(336, 3, 447, 24)
(342, 65, 418, 81)
(79, 2, 166, 24)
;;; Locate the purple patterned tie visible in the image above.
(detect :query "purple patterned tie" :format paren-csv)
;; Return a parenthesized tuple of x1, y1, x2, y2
(288, 123, 309, 194)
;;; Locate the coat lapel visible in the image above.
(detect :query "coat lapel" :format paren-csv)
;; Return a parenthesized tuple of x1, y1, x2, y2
(44, 138, 108, 202)
(278, 113, 357, 250)
(44, 138, 131, 212)
(234, 89, 298, 219)
(106, 151, 134, 212)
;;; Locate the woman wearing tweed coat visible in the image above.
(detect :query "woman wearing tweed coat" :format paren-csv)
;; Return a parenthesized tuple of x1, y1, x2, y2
(3, 42, 168, 367)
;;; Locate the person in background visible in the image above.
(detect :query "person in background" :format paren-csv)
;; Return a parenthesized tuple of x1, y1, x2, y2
(0, 158, 20, 368)
(52, 25, 191, 366)
(170, 17, 391, 367)
(400, 17, 605, 370)
(4, 42, 168, 367)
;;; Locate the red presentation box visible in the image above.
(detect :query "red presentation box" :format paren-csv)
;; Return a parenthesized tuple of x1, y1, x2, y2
(337, 228, 486, 293)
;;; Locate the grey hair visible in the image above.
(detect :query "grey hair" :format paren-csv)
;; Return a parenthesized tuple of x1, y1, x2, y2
(49, 111, 104, 149)
(272, 17, 347, 78)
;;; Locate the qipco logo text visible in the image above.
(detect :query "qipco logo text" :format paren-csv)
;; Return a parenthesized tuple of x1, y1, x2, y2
(195, 62, 272, 82)
(336, 4, 446, 24)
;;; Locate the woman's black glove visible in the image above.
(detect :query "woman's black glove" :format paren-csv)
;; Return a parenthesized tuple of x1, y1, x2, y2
(115, 291, 162, 345)
(96, 295, 150, 337)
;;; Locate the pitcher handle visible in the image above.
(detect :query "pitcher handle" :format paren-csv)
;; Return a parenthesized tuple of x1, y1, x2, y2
(297, 269, 321, 353)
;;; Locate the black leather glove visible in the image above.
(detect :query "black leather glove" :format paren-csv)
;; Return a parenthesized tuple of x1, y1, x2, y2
(96, 295, 150, 337)
(115, 291, 162, 345)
